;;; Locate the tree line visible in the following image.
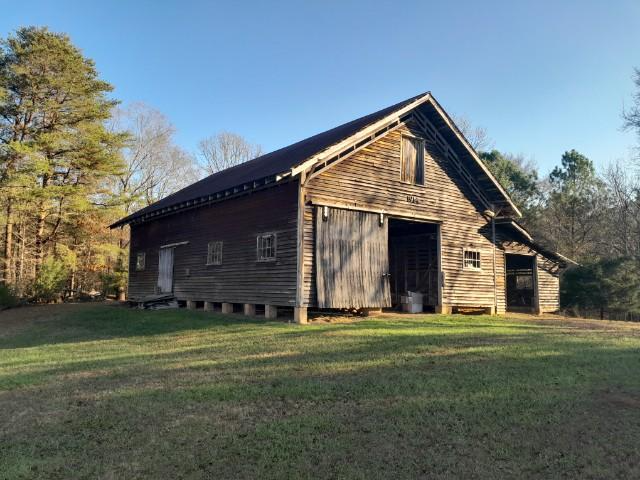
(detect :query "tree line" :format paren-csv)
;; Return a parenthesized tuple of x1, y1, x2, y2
(1, 26, 638, 319)
(0, 27, 261, 304)
(458, 74, 640, 319)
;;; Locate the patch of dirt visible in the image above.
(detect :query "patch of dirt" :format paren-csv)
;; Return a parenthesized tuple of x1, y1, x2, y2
(309, 310, 640, 334)
(520, 314, 640, 335)
(596, 389, 640, 410)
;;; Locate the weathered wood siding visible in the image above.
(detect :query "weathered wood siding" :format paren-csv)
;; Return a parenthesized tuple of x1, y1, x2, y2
(128, 182, 298, 305)
(536, 257, 560, 313)
(303, 119, 499, 309)
(302, 204, 317, 306)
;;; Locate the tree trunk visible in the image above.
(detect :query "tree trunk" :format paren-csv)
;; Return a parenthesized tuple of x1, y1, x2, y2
(34, 205, 46, 277)
(17, 223, 26, 296)
(69, 269, 75, 298)
(2, 201, 14, 285)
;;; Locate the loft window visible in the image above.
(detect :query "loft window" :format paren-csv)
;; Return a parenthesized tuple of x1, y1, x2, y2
(135, 252, 145, 271)
(463, 249, 481, 270)
(207, 241, 223, 265)
(257, 233, 277, 262)
(401, 135, 425, 185)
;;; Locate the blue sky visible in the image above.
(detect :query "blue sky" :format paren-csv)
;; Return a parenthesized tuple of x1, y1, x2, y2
(3, 0, 639, 174)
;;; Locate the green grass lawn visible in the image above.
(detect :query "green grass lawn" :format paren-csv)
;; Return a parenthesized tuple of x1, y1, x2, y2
(1, 304, 640, 479)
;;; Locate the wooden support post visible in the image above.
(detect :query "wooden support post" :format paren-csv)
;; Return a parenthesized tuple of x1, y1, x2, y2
(294, 306, 308, 324)
(204, 301, 214, 312)
(243, 304, 256, 316)
(435, 304, 452, 314)
(186, 300, 196, 310)
(265, 305, 278, 319)
(221, 302, 233, 314)
(294, 172, 308, 323)
(483, 306, 496, 315)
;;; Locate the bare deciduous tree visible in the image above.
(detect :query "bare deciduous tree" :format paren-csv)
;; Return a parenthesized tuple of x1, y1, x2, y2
(111, 103, 201, 214)
(451, 113, 494, 153)
(602, 160, 640, 257)
(197, 131, 263, 175)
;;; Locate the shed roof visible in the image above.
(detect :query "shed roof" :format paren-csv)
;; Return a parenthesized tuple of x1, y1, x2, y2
(496, 218, 577, 266)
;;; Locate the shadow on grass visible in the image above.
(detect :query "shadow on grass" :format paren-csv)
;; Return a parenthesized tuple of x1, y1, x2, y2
(0, 304, 556, 350)
(0, 305, 279, 349)
(3, 318, 637, 398)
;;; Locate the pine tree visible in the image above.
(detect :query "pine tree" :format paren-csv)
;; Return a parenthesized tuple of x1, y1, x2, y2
(542, 150, 604, 261)
(479, 150, 539, 211)
(0, 27, 126, 283)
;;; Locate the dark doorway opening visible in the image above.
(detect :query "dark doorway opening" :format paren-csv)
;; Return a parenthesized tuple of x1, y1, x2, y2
(388, 219, 438, 309)
(505, 254, 536, 311)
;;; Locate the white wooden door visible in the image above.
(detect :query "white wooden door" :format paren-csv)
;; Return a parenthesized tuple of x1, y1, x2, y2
(157, 247, 174, 293)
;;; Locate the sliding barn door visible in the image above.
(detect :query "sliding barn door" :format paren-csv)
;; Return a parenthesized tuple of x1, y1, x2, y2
(316, 207, 391, 309)
(157, 247, 174, 293)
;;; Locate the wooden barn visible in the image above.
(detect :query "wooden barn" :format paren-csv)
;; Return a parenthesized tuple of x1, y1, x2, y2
(111, 92, 571, 323)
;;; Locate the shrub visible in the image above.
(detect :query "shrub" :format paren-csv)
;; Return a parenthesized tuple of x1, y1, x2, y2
(100, 270, 128, 297)
(33, 257, 69, 302)
(561, 257, 640, 319)
(0, 283, 18, 309)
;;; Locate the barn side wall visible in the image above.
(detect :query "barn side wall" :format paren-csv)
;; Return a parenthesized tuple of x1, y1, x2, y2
(128, 181, 299, 306)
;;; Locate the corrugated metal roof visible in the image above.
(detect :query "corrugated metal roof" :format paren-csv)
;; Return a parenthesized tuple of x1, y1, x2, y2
(111, 92, 428, 228)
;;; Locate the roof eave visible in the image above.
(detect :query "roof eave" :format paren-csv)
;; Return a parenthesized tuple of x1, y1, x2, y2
(426, 95, 522, 218)
(109, 172, 291, 229)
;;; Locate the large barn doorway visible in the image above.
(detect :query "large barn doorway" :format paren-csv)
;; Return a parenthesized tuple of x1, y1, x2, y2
(388, 219, 439, 309)
(505, 254, 536, 311)
(315, 207, 391, 309)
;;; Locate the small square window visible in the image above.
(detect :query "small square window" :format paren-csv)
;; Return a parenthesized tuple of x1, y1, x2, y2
(401, 135, 425, 185)
(207, 241, 223, 265)
(257, 233, 277, 262)
(463, 250, 481, 270)
(135, 252, 145, 271)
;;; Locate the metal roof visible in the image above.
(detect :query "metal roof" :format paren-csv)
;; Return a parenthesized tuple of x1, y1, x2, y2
(111, 93, 427, 228)
(111, 92, 521, 228)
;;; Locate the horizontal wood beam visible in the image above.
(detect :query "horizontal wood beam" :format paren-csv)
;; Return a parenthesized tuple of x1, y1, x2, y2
(159, 241, 189, 249)
(307, 195, 442, 223)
